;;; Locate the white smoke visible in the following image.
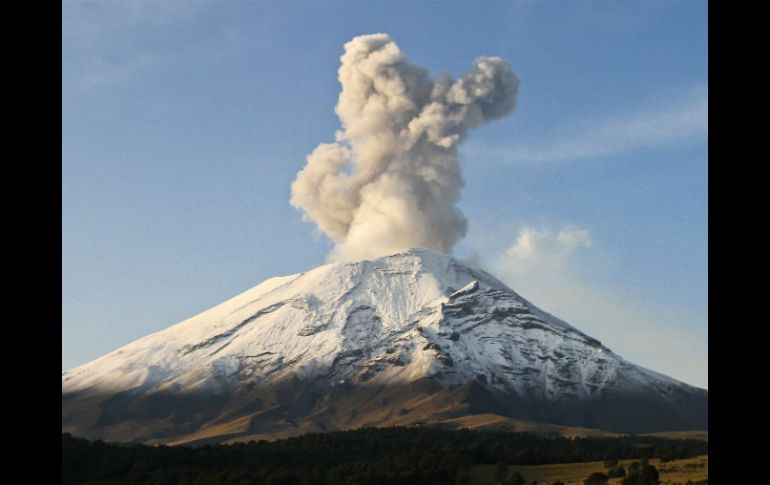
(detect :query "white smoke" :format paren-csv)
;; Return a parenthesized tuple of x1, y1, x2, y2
(291, 33, 519, 261)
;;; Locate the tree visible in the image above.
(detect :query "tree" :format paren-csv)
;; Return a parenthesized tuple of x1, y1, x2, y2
(607, 464, 626, 478)
(457, 473, 472, 484)
(622, 459, 659, 485)
(495, 461, 509, 483)
(505, 472, 526, 485)
(584, 471, 609, 485)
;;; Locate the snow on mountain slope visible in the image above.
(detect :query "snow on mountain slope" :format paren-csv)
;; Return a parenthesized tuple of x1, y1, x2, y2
(62, 248, 707, 442)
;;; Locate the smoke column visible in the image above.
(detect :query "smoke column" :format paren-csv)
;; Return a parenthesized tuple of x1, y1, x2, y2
(291, 33, 519, 261)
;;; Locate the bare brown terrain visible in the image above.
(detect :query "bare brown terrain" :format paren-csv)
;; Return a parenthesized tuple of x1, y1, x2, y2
(642, 430, 708, 442)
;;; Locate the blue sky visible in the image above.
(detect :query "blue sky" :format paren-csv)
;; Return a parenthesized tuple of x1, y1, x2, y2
(62, 0, 707, 388)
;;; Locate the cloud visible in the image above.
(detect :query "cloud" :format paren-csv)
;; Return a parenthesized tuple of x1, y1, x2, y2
(63, 0, 209, 43)
(502, 226, 591, 262)
(469, 84, 707, 166)
(66, 53, 164, 91)
(291, 33, 520, 262)
(62, 0, 212, 91)
(489, 226, 707, 389)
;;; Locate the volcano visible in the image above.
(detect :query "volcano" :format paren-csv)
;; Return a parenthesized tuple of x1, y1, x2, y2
(62, 248, 707, 444)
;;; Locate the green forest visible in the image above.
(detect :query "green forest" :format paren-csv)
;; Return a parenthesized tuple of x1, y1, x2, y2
(62, 429, 707, 485)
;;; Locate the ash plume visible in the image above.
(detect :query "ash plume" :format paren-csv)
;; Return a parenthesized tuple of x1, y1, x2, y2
(291, 33, 519, 261)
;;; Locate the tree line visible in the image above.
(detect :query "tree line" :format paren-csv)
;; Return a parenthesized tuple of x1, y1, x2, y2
(62, 428, 707, 485)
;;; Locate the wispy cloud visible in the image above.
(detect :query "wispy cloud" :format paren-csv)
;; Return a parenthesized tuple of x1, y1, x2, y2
(480, 225, 707, 389)
(63, 0, 209, 44)
(66, 53, 164, 91)
(468, 85, 707, 166)
(62, 0, 212, 91)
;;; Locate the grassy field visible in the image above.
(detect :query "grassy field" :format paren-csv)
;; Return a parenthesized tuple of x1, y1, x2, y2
(462, 454, 708, 485)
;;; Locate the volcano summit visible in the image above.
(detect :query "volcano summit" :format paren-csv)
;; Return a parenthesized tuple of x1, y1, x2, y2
(62, 248, 707, 445)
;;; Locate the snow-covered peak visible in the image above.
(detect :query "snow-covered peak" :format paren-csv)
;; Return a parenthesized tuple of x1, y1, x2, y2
(62, 248, 707, 443)
(63, 248, 699, 404)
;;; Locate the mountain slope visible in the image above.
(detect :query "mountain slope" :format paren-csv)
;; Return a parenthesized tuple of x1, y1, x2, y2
(62, 248, 707, 444)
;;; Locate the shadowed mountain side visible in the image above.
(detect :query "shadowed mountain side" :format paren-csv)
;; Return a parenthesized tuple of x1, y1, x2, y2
(63, 375, 706, 445)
